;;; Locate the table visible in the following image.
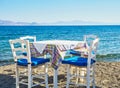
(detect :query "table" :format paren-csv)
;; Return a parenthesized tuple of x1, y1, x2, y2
(31, 40, 86, 88)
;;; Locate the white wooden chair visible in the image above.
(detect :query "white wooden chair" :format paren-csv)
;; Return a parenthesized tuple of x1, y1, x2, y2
(62, 35, 99, 88)
(9, 39, 49, 88)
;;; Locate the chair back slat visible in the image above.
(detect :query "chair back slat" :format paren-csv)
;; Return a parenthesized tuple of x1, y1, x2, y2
(15, 55, 28, 59)
(20, 36, 36, 42)
(12, 48, 27, 52)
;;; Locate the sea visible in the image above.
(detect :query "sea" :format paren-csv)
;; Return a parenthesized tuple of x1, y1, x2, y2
(0, 25, 120, 63)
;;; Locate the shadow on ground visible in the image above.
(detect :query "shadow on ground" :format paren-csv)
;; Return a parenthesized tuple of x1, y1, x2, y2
(0, 74, 101, 88)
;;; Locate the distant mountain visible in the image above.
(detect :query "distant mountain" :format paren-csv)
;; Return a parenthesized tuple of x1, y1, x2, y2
(43, 20, 106, 25)
(0, 20, 38, 26)
(40, 20, 115, 25)
(0, 19, 118, 26)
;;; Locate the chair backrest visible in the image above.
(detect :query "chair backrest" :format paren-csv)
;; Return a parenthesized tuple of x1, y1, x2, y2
(9, 39, 31, 63)
(84, 35, 98, 42)
(89, 38, 99, 60)
(84, 35, 98, 47)
(20, 36, 36, 49)
(84, 35, 99, 60)
(20, 36, 36, 42)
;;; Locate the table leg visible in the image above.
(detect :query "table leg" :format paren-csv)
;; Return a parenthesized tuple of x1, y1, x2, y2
(54, 69, 58, 88)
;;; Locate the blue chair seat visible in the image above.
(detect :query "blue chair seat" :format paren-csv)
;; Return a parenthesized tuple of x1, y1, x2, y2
(17, 57, 50, 66)
(62, 56, 95, 66)
(69, 50, 81, 56)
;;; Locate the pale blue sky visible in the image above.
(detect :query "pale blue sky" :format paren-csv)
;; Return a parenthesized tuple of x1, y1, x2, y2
(0, 0, 120, 24)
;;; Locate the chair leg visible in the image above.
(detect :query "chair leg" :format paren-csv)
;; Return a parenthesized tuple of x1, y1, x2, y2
(15, 63, 19, 88)
(28, 64, 32, 88)
(45, 63, 49, 88)
(75, 67, 79, 86)
(92, 66, 95, 88)
(87, 67, 90, 88)
(66, 65, 70, 88)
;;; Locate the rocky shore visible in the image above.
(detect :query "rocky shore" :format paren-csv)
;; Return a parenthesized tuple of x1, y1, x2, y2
(0, 62, 120, 88)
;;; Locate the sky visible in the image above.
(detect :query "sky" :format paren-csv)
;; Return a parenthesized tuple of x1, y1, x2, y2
(0, 0, 120, 24)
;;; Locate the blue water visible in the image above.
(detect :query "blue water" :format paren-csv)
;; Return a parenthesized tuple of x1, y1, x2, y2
(0, 25, 120, 62)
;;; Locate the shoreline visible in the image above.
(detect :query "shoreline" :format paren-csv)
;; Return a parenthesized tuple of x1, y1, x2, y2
(0, 59, 14, 66)
(0, 62, 120, 88)
(0, 62, 14, 66)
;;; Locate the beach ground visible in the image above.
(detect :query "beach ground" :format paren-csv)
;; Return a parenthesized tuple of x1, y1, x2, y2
(0, 62, 120, 88)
